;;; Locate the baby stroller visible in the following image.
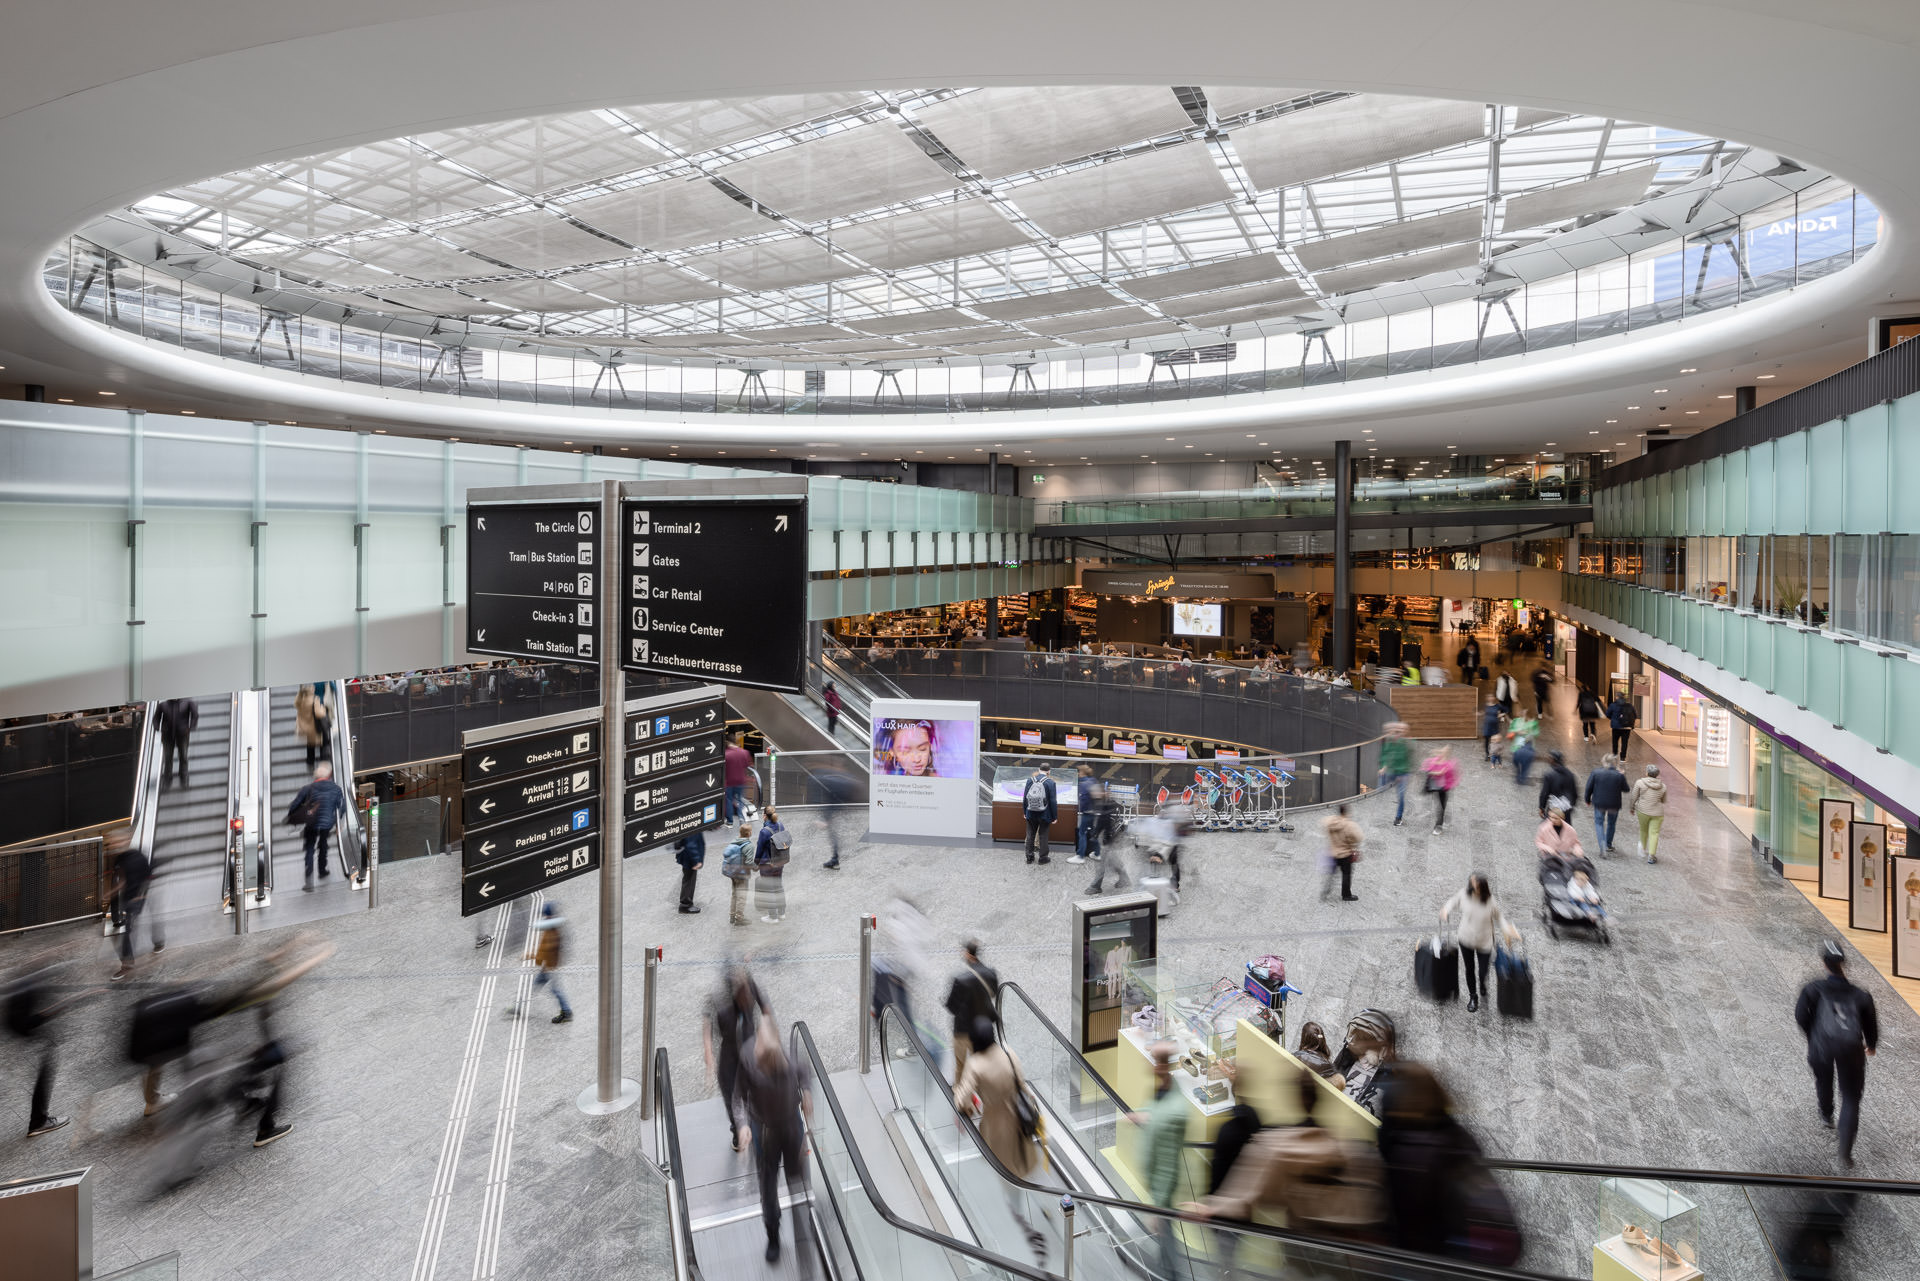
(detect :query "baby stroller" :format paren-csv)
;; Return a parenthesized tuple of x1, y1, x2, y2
(1539, 853, 1610, 944)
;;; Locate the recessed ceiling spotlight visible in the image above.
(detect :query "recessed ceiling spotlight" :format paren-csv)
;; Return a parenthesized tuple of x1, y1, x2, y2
(1757, 373, 1776, 379)
(1679, 368, 1697, 373)
(1590, 430, 1600, 434)
(182, 409, 196, 415)
(98, 390, 115, 396)
(1716, 394, 1734, 399)
(1685, 409, 1700, 414)
(1627, 405, 1640, 410)
(1605, 419, 1618, 424)
(1545, 441, 1556, 446)
(56, 397, 73, 403)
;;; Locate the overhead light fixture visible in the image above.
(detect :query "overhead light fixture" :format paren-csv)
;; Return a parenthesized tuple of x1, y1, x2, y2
(56, 397, 73, 403)
(1679, 367, 1697, 373)
(1757, 373, 1776, 380)
(1627, 405, 1640, 410)
(1590, 430, 1600, 434)
(1685, 410, 1700, 415)
(1717, 394, 1734, 399)
(98, 390, 116, 396)
(1653, 388, 1668, 393)
(182, 409, 196, 415)
(1606, 419, 1618, 424)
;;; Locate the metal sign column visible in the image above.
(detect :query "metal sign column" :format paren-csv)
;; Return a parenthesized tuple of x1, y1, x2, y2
(584, 478, 638, 1115)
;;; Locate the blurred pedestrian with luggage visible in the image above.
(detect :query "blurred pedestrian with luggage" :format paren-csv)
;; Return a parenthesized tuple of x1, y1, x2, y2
(1796, 941, 1878, 1168)
(1440, 873, 1516, 1013)
(955, 1015, 1054, 1267)
(736, 1025, 814, 1267)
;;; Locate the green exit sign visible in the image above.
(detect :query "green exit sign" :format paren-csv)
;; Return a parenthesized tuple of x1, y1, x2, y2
(1032, 474, 1045, 482)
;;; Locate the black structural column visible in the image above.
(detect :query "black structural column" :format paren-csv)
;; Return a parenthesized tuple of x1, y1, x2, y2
(985, 451, 1000, 640)
(1735, 385, 1757, 415)
(1331, 439, 1354, 674)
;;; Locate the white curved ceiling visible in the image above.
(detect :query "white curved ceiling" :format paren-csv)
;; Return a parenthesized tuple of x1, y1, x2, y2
(0, 1, 1915, 460)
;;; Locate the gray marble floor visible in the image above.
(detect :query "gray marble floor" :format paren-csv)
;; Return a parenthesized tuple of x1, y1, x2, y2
(2, 681, 1915, 1279)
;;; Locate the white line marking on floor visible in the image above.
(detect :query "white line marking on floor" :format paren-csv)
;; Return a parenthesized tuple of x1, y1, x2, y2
(473, 892, 541, 1280)
(411, 904, 508, 1281)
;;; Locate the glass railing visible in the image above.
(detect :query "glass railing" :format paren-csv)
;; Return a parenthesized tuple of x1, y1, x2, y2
(51, 185, 1877, 417)
(787, 1020, 1054, 1281)
(0, 704, 146, 846)
(1036, 477, 1591, 526)
(649, 1047, 704, 1281)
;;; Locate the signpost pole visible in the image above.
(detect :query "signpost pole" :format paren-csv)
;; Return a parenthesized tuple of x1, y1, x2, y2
(582, 477, 638, 1116)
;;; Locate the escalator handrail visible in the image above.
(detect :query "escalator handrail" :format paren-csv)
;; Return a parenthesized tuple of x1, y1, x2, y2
(328, 679, 366, 866)
(878, 1004, 1582, 1281)
(649, 1046, 704, 1281)
(1483, 1157, 1920, 1197)
(997, 980, 1133, 1117)
(786, 1019, 1051, 1281)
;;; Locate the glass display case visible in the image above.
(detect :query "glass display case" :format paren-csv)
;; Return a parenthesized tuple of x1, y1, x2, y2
(988, 764, 1079, 806)
(1121, 960, 1264, 1062)
(1594, 1177, 1701, 1281)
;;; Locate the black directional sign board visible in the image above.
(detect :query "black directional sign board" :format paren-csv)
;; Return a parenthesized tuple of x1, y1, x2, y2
(468, 501, 603, 663)
(463, 797, 599, 872)
(464, 761, 597, 828)
(626, 697, 727, 750)
(623, 796, 727, 856)
(462, 833, 601, 916)
(463, 723, 599, 785)
(628, 728, 726, 783)
(621, 497, 807, 692)
(624, 763, 725, 821)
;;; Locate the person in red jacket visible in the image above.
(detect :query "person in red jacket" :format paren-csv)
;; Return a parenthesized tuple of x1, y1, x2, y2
(723, 735, 752, 825)
(823, 681, 843, 735)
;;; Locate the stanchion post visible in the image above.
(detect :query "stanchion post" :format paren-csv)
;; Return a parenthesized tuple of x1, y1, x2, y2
(639, 944, 662, 1118)
(859, 913, 876, 1073)
(1062, 1194, 1076, 1279)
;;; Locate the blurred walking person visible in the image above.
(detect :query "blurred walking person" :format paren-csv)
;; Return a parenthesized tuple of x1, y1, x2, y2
(1439, 873, 1517, 1013)
(1796, 941, 1878, 1168)
(156, 696, 198, 790)
(1422, 746, 1459, 835)
(723, 735, 751, 825)
(1629, 763, 1668, 863)
(1607, 689, 1638, 759)
(823, 681, 843, 736)
(285, 762, 346, 891)
(7, 957, 93, 1137)
(1140, 1040, 1192, 1279)
(1480, 698, 1505, 765)
(943, 940, 1000, 1085)
(704, 965, 771, 1153)
(1321, 802, 1362, 902)
(674, 829, 704, 915)
(506, 902, 571, 1024)
(1576, 684, 1603, 743)
(294, 682, 331, 770)
(107, 827, 164, 981)
(1379, 722, 1413, 826)
(1530, 663, 1554, 717)
(1071, 765, 1102, 862)
(1537, 750, 1579, 820)
(736, 1027, 815, 1267)
(955, 1015, 1055, 1266)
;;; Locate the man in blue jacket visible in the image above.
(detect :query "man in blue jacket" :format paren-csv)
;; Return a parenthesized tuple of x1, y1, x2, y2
(287, 763, 346, 891)
(675, 829, 705, 915)
(1020, 768, 1057, 865)
(1606, 692, 1638, 760)
(1071, 765, 1103, 864)
(1584, 754, 1629, 854)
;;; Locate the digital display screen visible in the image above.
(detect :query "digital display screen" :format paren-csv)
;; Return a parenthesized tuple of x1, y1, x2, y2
(1172, 602, 1222, 637)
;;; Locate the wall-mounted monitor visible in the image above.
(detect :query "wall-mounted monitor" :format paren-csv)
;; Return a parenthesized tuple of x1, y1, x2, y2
(1172, 601, 1222, 637)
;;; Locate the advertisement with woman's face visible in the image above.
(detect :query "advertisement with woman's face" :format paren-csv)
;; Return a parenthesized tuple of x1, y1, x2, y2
(868, 698, 980, 838)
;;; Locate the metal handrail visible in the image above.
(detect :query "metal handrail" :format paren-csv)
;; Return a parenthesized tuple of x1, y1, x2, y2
(995, 980, 1132, 1115)
(649, 1047, 704, 1281)
(787, 1020, 1049, 1281)
(876, 1002, 1581, 1281)
(1482, 1157, 1920, 1197)
(329, 679, 368, 881)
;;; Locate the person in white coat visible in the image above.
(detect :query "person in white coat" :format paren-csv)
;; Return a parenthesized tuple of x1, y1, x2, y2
(1439, 873, 1518, 1013)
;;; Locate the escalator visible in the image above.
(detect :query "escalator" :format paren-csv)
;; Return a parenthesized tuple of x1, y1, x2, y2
(145, 694, 234, 939)
(877, 984, 1920, 1281)
(649, 1026, 1054, 1281)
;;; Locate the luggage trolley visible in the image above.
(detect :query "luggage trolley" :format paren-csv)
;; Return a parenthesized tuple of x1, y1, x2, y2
(1270, 758, 1297, 833)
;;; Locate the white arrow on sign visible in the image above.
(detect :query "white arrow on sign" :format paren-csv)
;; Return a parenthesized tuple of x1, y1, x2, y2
(479, 882, 496, 898)
(477, 516, 487, 531)
(479, 756, 497, 773)
(704, 709, 717, 722)
(774, 513, 789, 532)
(705, 773, 716, 787)
(477, 628, 487, 643)
(478, 839, 497, 858)
(479, 798, 496, 815)
(703, 740, 717, 755)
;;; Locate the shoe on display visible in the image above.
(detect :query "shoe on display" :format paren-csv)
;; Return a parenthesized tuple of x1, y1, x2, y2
(27, 1115, 70, 1137)
(254, 1123, 293, 1147)
(553, 1010, 573, 1024)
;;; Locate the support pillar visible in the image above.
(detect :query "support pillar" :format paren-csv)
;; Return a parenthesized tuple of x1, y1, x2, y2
(1735, 385, 1757, 415)
(1332, 439, 1354, 674)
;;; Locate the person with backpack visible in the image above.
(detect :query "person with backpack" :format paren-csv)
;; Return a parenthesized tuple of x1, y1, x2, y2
(1629, 763, 1668, 863)
(1795, 940, 1879, 1167)
(703, 965, 772, 1153)
(1585, 754, 1629, 855)
(736, 1023, 814, 1266)
(942, 939, 1000, 1085)
(1020, 767, 1057, 865)
(1607, 690, 1638, 759)
(754, 807, 792, 922)
(674, 829, 704, 915)
(721, 823, 754, 926)
(286, 762, 346, 891)
(1530, 664, 1554, 717)
(1378, 723, 1413, 826)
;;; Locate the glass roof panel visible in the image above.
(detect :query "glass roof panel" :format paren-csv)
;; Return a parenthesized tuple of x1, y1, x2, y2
(415, 112, 667, 196)
(622, 94, 869, 154)
(1008, 144, 1232, 238)
(444, 210, 627, 271)
(1232, 94, 1486, 192)
(829, 199, 1030, 272)
(561, 179, 774, 252)
(911, 86, 1194, 180)
(712, 123, 957, 222)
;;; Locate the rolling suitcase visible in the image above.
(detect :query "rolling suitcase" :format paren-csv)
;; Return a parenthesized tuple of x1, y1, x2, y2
(1140, 875, 1178, 917)
(1415, 935, 1459, 1002)
(1495, 945, 1534, 1019)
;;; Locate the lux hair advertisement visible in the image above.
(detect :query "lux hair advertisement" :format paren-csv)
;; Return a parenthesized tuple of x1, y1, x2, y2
(868, 697, 980, 839)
